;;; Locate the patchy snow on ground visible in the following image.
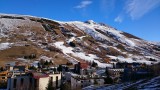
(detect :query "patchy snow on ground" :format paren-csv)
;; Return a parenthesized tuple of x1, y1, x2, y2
(107, 55, 152, 65)
(145, 56, 159, 60)
(32, 61, 39, 68)
(54, 41, 111, 68)
(64, 21, 136, 47)
(66, 21, 111, 41)
(77, 36, 86, 40)
(67, 37, 76, 43)
(124, 38, 135, 46)
(38, 56, 52, 61)
(17, 58, 28, 62)
(0, 17, 42, 39)
(0, 42, 12, 50)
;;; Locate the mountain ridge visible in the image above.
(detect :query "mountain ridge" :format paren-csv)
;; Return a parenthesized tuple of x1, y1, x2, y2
(0, 14, 160, 67)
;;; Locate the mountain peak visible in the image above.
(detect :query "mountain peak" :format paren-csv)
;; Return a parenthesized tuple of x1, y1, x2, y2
(84, 20, 96, 25)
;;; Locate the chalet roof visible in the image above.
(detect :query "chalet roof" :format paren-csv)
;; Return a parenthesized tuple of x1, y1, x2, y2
(32, 72, 49, 79)
(80, 63, 88, 69)
(79, 61, 89, 69)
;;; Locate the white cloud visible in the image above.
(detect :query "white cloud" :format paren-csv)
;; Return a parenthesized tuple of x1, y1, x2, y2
(125, 0, 160, 20)
(75, 0, 92, 9)
(114, 16, 123, 23)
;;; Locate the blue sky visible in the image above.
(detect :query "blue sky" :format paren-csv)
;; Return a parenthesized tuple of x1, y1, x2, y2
(0, 0, 160, 41)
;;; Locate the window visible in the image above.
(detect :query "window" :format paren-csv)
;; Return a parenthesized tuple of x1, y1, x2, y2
(50, 77, 53, 86)
(21, 78, 24, 86)
(56, 76, 58, 88)
(34, 79, 37, 88)
(29, 78, 32, 87)
(13, 79, 17, 88)
(30, 78, 32, 84)
(51, 77, 53, 80)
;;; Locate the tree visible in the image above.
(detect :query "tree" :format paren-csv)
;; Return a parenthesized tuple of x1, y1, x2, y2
(28, 66, 37, 70)
(0, 67, 4, 71)
(104, 67, 113, 84)
(49, 60, 53, 65)
(113, 63, 116, 68)
(60, 82, 71, 90)
(105, 67, 110, 77)
(46, 79, 55, 90)
(91, 61, 98, 67)
(94, 80, 98, 85)
(38, 62, 41, 69)
(65, 67, 69, 72)
(53, 67, 57, 73)
(104, 76, 113, 84)
(40, 59, 45, 67)
(69, 42, 76, 47)
(57, 65, 62, 72)
(44, 61, 49, 66)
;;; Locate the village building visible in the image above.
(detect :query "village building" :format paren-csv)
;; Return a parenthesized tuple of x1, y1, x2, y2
(0, 71, 8, 83)
(0, 63, 62, 90)
(108, 68, 124, 82)
(74, 61, 89, 75)
(0, 71, 62, 90)
(71, 74, 104, 90)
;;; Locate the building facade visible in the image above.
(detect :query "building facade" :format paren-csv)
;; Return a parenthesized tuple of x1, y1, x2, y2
(0, 72, 61, 90)
(71, 75, 104, 90)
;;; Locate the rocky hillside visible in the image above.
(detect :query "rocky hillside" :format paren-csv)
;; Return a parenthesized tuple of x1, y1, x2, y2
(0, 14, 160, 67)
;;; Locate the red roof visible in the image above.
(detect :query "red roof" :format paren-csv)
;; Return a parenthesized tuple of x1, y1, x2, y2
(32, 72, 49, 79)
(80, 62, 88, 69)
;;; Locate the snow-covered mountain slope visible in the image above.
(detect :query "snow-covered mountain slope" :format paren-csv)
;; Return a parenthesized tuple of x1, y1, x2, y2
(155, 42, 160, 46)
(0, 14, 160, 67)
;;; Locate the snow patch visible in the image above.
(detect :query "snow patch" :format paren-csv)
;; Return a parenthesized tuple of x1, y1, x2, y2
(39, 56, 52, 61)
(54, 41, 111, 68)
(64, 21, 136, 47)
(107, 55, 152, 65)
(0, 42, 12, 50)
